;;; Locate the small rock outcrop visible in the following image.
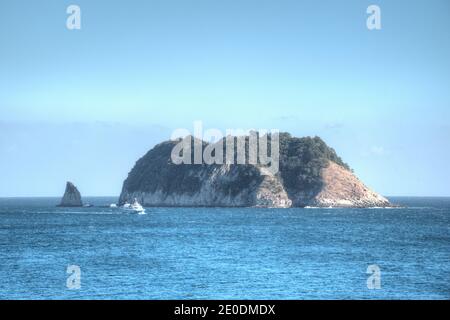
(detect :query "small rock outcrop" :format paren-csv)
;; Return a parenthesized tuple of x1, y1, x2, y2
(58, 182, 83, 207)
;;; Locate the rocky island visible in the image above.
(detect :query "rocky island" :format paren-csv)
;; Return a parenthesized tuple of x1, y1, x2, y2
(58, 181, 83, 207)
(119, 133, 392, 208)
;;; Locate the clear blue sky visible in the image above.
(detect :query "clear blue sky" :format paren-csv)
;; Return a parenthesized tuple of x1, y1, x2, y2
(1, 0, 449, 197)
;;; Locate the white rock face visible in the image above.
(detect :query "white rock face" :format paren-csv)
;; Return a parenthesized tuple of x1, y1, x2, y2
(120, 165, 291, 207)
(59, 182, 83, 207)
(310, 161, 391, 208)
(119, 161, 390, 208)
(254, 167, 291, 208)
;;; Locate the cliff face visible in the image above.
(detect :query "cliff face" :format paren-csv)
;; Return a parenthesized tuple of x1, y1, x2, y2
(312, 161, 390, 207)
(59, 182, 83, 207)
(119, 133, 391, 208)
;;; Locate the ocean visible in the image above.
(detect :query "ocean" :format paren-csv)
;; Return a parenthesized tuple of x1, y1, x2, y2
(0, 197, 449, 300)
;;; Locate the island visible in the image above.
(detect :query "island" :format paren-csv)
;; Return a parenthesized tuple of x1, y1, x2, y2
(118, 133, 392, 208)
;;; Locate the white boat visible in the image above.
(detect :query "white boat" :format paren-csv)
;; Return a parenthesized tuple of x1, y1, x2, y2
(123, 198, 145, 214)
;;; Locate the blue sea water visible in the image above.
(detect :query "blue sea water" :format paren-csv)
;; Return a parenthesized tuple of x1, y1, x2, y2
(0, 197, 449, 300)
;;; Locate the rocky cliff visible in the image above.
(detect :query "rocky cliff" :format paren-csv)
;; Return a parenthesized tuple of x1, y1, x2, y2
(119, 133, 391, 208)
(58, 181, 83, 207)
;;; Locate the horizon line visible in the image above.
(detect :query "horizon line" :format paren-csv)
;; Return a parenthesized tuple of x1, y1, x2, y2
(1, 195, 450, 199)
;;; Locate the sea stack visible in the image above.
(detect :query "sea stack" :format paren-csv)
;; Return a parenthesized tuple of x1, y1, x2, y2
(119, 133, 392, 208)
(59, 182, 83, 207)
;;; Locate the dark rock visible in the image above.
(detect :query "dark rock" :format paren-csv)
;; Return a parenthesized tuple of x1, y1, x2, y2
(58, 182, 83, 207)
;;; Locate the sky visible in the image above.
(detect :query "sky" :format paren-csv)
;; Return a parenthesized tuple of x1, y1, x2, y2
(0, 0, 449, 197)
